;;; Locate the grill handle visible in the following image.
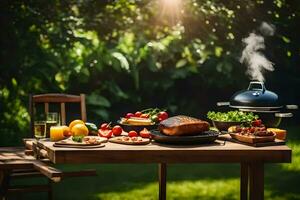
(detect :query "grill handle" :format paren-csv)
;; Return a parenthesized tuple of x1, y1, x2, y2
(286, 105, 298, 110)
(275, 113, 293, 118)
(217, 102, 230, 106)
(247, 81, 266, 93)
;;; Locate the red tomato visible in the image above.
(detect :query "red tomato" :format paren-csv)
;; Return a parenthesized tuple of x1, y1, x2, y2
(158, 111, 168, 121)
(251, 119, 262, 127)
(139, 128, 151, 138)
(100, 123, 109, 130)
(134, 111, 142, 117)
(98, 129, 113, 138)
(140, 114, 149, 118)
(128, 130, 138, 137)
(125, 113, 135, 118)
(112, 125, 123, 136)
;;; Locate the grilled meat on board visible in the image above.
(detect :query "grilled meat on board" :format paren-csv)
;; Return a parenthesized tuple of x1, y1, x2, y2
(159, 115, 210, 136)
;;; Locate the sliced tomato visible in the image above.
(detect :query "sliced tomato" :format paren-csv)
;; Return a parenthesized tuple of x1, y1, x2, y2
(98, 129, 113, 138)
(139, 128, 151, 138)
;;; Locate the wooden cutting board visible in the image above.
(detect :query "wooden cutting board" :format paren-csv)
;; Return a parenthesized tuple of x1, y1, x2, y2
(219, 133, 285, 147)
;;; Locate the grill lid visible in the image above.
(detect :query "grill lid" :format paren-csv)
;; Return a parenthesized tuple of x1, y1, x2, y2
(229, 81, 283, 110)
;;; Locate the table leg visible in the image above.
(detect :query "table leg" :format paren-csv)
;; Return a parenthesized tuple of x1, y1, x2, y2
(240, 162, 249, 200)
(249, 162, 264, 200)
(0, 170, 11, 200)
(158, 163, 167, 200)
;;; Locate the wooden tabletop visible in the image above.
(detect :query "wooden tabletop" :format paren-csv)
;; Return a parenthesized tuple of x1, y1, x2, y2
(36, 139, 292, 164)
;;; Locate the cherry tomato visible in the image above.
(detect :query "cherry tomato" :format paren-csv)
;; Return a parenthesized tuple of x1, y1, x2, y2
(158, 111, 168, 121)
(100, 123, 109, 130)
(150, 115, 159, 123)
(112, 125, 123, 136)
(140, 114, 149, 118)
(125, 113, 134, 118)
(134, 111, 142, 117)
(139, 128, 151, 138)
(128, 130, 138, 137)
(251, 119, 262, 127)
(98, 129, 113, 138)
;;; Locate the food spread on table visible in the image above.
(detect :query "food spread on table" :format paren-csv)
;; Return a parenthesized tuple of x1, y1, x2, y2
(44, 104, 290, 147)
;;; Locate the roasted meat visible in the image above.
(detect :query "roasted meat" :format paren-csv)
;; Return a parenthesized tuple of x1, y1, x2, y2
(159, 115, 210, 136)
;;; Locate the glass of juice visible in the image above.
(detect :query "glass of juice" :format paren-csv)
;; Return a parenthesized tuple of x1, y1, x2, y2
(34, 121, 46, 140)
(46, 112, 59, 136)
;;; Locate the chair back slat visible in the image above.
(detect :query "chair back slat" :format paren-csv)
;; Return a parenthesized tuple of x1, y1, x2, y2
(80, 94, 87, 122)
(33, 94, 81, 103)
(44, 103, 49, 114)
(60, 103, 66, 125)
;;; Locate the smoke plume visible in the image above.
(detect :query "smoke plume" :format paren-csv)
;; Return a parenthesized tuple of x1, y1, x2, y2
(240, 22, 275, 82)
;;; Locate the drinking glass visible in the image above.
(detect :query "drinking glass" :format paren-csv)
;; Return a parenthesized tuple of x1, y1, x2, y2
(34, 121, 46, 139)
(46, 112, 59, 136)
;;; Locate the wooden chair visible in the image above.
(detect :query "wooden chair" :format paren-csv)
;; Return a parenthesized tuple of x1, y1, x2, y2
(29, 93, 87, 137)
(0, 93, 96, 200)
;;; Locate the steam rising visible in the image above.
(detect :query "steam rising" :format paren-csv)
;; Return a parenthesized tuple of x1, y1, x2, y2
(240, 22, 275, 82)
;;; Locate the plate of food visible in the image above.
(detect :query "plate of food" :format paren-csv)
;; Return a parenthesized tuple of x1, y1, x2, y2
(118, 108, 168, 132)
(207, 111, 259, 131)
(109, 136, 150, 145)
(53, 136, 107, 148)
(227, 120, 276, 144)
(150, 115, 219, 144)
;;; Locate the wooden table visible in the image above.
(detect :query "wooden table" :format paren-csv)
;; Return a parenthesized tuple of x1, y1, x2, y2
(36, 139, 291, 200)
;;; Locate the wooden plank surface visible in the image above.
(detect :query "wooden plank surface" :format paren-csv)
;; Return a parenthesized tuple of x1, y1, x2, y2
(36, 140, 292, 164)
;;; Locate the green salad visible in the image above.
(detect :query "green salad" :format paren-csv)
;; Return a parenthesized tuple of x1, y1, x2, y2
(207, 111, 258, 122)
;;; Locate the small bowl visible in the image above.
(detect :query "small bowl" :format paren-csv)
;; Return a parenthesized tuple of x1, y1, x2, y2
(211, 120, 249, 131)
(117, 120, 157, 133)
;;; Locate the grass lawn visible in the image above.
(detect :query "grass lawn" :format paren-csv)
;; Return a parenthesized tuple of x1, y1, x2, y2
(10, 125, 300, 200)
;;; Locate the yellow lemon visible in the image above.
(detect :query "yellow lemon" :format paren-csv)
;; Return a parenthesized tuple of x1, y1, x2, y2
(69, 119, 85, 131)
(71, 124, 89, 136)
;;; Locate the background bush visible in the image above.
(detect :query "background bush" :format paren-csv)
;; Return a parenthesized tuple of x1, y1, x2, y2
(1, 0, 299, 145)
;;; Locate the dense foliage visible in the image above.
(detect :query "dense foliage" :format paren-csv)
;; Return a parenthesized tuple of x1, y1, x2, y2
(1, 0, 299, 145)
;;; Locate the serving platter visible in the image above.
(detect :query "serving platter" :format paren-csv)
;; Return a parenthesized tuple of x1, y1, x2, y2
(53, 136, 107, 148)
(150, 130, 219, 145)
(229, 133, 276, 144)
(218, 133, 285, 147)
(109, 136, 150, 145)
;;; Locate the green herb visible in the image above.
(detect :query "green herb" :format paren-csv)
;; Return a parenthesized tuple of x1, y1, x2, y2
(72, 135, 84, 143)
(207, 111, 258, 122)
